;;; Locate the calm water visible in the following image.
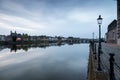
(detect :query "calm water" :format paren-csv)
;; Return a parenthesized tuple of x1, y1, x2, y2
(0, 44, 89, 80)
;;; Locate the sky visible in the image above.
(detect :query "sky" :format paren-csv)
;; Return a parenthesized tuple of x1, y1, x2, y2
(0, 0, 117, 38)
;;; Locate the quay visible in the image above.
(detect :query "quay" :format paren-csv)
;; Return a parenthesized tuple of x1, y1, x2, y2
(88, 42, 120, 80)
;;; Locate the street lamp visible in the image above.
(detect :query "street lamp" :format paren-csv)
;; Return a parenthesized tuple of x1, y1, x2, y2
(97, 15, 103, 71)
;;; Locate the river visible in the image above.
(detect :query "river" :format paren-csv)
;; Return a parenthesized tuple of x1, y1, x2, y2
(0, 43, 89, 80)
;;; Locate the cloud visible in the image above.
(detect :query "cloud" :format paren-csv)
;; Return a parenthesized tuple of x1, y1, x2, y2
(0, 13, 46, 32)
(0, 0, 117, 37)
(67, 9, 97, 23)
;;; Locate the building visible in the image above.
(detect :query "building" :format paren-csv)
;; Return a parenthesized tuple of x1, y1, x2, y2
(30, 36, 37, 41)
(117, 0, 120, 44)
(106, 20, 117, 43)
(0, 35, 6, 41)
(5, 35, 12, 42)
(5, 31, 23, 42)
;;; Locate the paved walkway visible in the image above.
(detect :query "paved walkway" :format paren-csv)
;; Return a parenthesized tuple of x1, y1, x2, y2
(88, 43, 120, 80)
(101, 43, 120, 80)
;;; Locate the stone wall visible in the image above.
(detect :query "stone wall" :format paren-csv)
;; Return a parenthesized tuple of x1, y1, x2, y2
(117, 0, 120, 44)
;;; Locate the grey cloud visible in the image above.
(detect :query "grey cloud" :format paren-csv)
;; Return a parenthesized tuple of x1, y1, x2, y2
(0, 0, 93, 11)
(0, 0, 116, 37)
(0, 0, 110, 17)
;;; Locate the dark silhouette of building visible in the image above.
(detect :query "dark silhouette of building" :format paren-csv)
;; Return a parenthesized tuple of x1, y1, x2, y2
(5, 31, 23, 44)
(10, 31, 17, 42)
(106, 20, 117, 43)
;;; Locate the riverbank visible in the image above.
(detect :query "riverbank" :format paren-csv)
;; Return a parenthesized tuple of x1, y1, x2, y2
(88, 43, 120, 80)
(88, 44, 106, 80)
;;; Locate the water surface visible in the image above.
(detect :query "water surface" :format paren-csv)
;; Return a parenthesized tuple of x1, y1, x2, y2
(0, 44, 89, 80)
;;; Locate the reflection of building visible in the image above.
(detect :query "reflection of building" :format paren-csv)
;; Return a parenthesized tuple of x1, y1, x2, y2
(30, 36, 37, 41)
(117, 0, 120, 44)
(106, 20, 117, 43)
(9, 43, 66, 52)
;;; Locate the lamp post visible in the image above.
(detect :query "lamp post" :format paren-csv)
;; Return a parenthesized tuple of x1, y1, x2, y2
(97, 15, 103, 71)
(92, 32, 94, 42)
(92, 32, 94, 52)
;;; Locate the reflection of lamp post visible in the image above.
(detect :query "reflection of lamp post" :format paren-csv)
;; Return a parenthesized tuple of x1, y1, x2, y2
(97, 15, 103, 71)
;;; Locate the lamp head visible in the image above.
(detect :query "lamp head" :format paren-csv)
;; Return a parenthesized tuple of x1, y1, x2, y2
(97, 15, 103, 25)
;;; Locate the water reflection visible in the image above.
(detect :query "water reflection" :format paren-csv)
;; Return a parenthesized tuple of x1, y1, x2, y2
(0, 42, 80, 52)
(0, 43, 89, 80)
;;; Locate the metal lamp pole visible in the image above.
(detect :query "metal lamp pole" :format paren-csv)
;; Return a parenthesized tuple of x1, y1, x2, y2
(97, 15, 103, 71)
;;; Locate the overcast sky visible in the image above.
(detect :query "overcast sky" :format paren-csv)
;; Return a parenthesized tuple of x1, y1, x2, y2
(0, 0, 117, 38)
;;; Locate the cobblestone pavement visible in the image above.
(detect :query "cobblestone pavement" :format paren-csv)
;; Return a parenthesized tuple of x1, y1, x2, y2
(96, 43, 120, 80)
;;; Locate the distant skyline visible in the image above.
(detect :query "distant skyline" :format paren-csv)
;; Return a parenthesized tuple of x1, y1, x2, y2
(0, 0, 117, 38)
